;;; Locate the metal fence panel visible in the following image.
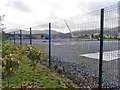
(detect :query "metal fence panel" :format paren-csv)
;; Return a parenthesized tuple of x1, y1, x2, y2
(101, 4, 119, 88)
(51, 10, 101, 88)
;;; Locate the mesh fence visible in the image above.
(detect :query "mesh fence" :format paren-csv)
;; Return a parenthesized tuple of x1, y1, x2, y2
(51, 10, 101, 86)
(101, 3, 120, 88)
(6, 2, 120, 88)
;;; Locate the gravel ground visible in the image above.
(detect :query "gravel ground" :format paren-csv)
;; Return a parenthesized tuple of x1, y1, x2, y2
(42, 56, 119, 88)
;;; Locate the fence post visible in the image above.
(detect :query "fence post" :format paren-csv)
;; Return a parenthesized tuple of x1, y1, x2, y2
(118, 1, 120, 87)
(49, 23, 51, 67)
(14, 32, 15, 44)
(99, 8, 104, 90)
(20, 30, 22, 45)
(30, 27, 32, 45)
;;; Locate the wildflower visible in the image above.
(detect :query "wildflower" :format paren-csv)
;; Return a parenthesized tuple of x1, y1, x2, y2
(11, 58, 14, 61)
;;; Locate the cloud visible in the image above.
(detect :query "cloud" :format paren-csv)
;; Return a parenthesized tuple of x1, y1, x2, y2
(75, 1, 118, 14)
(1, 0, 119, 33)
(6, 0, 31, 12)
(86, 2, 118, 11)
(45, 1, 62, 20)
(5, 22, 26, 29)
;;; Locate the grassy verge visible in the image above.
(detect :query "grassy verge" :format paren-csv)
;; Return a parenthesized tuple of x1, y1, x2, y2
(1, 41, 79, 89)
(2, 57, 78, 89)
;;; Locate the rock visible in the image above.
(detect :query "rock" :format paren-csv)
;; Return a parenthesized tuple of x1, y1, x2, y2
(56, 66, 64, 74)
(93, 83, 99, 89)
(87, 72, 94, 83)
(42, 57, 118, 87)
(102, 82, 108, 88)
(75, 73, 84, 84)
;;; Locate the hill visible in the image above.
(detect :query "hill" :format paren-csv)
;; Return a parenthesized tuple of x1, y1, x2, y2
(66, 26, 120, 37)
(5, 29, 62, 35)
(4, 26, 120, 39)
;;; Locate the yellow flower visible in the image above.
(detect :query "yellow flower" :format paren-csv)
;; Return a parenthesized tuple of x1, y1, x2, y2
(3, 67, 5, 70)
(18, 60, 20, 64)
(11, 58, 14, 61)
(10, 54, 13, 57)
(10, 68, 13, 71)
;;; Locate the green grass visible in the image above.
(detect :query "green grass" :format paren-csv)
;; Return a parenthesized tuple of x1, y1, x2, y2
(0, 45, 2, 90)
(1, 41, 78, 89)
(2, 58, 76, 89)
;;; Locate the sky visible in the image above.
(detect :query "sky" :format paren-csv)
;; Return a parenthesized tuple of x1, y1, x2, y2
(0, 0, 119, 32)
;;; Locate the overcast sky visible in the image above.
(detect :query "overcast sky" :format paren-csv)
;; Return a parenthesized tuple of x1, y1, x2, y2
(0, 0, 119, 32)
